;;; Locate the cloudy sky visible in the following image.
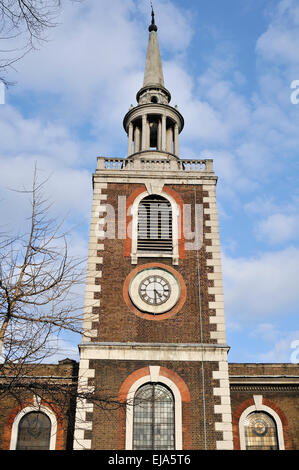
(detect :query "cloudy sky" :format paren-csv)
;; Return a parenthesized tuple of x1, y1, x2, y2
(0, 0, 298, 363)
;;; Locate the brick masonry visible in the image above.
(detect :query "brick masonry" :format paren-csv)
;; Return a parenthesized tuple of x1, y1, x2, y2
(0, 360, 78, 450)
(72, 173, 234, 450)
(86, 360, 223, 450)
(70, 167, 299, 452)
(90, 181, 221, 345)
(229, 363, 299, 450)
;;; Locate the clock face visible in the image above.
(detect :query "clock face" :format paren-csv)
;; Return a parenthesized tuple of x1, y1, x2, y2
(129, 268, 180, 314)
(138, 275, 171, 306)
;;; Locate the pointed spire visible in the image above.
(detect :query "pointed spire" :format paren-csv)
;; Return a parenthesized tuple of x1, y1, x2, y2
(143, 7, 165, 88)
(149, 6, 157, 32)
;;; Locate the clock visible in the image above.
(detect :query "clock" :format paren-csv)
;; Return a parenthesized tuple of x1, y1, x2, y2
(138, 275, 171, 306)
(128, 267, 181, 314)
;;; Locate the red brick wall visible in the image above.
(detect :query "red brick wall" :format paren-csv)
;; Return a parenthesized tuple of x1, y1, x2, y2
(0, 361, 77, 450)
(229, 364, 299, 450)
(88, 359, 222, 450)
(95, 182, 216, 345)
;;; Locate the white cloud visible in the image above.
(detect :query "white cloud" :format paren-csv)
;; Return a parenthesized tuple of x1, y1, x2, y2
(255, 328, 299, 363)
(256, 0, 299, 67)
(0, 105, 92, 234)
(223, 247, 299, 319)
(256, 213, 299, 244)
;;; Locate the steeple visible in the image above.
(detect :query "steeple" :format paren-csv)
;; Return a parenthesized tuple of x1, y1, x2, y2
(123, 9, 184, 158)
(143, 8, 165, 88)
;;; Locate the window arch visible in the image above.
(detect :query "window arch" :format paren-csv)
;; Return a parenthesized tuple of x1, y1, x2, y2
(133, 383, 175, 450)
(16, 411, 51, 450)
(129, 189, 180, 265)
(10, 404, 58, 450)
(244, 412, 278, 450)
(121, 366, 190, 450)
(238, 398, 285, 450)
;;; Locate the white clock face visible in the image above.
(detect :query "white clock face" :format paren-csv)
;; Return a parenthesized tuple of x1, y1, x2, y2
(129, 268, 180, 314)
(139, 275, 171, 306)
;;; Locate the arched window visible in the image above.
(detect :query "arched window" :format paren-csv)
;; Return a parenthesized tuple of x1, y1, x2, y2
(137, 195, 172, 254)
(133, 383, 175, 450)
(16, 411, 51, 450)
(244, 412, 278, 450)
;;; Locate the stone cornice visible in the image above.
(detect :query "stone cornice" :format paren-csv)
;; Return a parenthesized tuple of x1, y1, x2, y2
(78, 341, 230, 362)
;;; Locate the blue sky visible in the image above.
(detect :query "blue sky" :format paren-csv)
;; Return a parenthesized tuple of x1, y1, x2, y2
(0, 0, 298, 363)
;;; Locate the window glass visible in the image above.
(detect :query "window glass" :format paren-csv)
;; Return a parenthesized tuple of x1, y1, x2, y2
(133, 383, 175, 450)
(16, 411, 51, 450)
(245, 412, 279, 450)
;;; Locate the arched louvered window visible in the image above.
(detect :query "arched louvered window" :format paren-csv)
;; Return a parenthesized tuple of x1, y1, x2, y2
(137, 195, 172, 253)
(244, 412, 279, 450)
(133, 383, 175, 450)
(16, 411, 51, 450)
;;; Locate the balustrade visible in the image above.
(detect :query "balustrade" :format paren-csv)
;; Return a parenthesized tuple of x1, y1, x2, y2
(97, 156, 213, 173)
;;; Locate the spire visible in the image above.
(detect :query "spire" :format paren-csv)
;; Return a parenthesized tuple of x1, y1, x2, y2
(123, 6, 184, 158)
(149, 6, 157, 32)
(143, 7, 165, 88)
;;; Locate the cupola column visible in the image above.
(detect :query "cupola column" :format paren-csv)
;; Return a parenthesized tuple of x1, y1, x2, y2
(157, 119, 162, 150)
(174, 123, 179, 156)
(167, 125, 173, 153)
(128, 122, 133, 156)
(161, 114, 167, 151)
(141, 115, 147, 150)
(134, 125, 141, 153)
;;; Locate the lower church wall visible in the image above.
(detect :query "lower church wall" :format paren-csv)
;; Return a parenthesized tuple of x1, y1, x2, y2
(87, 359, 222, 450)
(0, 360, 298, 450)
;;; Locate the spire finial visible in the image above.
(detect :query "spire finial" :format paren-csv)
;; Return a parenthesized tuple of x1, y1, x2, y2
(149, 3, 158, 32)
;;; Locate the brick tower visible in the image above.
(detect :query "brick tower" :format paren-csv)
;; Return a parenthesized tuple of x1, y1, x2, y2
(74, 11, 233, 451)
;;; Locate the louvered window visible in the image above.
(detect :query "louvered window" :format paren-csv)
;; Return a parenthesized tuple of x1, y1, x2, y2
(137, 195, 172, 253)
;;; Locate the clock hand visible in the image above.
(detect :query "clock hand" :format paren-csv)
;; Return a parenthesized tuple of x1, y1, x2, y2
(154, 289, 162, 298)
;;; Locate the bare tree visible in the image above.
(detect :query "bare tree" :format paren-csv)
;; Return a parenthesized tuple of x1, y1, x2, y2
(0, 168, 131, 449)
(0, 166, 84, 364)
(0, 0, 80, 84)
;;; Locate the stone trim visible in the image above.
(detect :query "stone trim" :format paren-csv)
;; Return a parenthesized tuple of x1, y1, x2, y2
(93, 171, 217, 188)
(73, 181, 107, 450)
(203, 184, 226, 345)
(213, 361, 233, 450)
(73, 358, 95, 450)
(78, 342, 230, 362)
(82, 181, 107, 342)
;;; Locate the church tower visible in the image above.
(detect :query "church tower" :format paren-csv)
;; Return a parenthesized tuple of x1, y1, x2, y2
(74, 11, 233, 451)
